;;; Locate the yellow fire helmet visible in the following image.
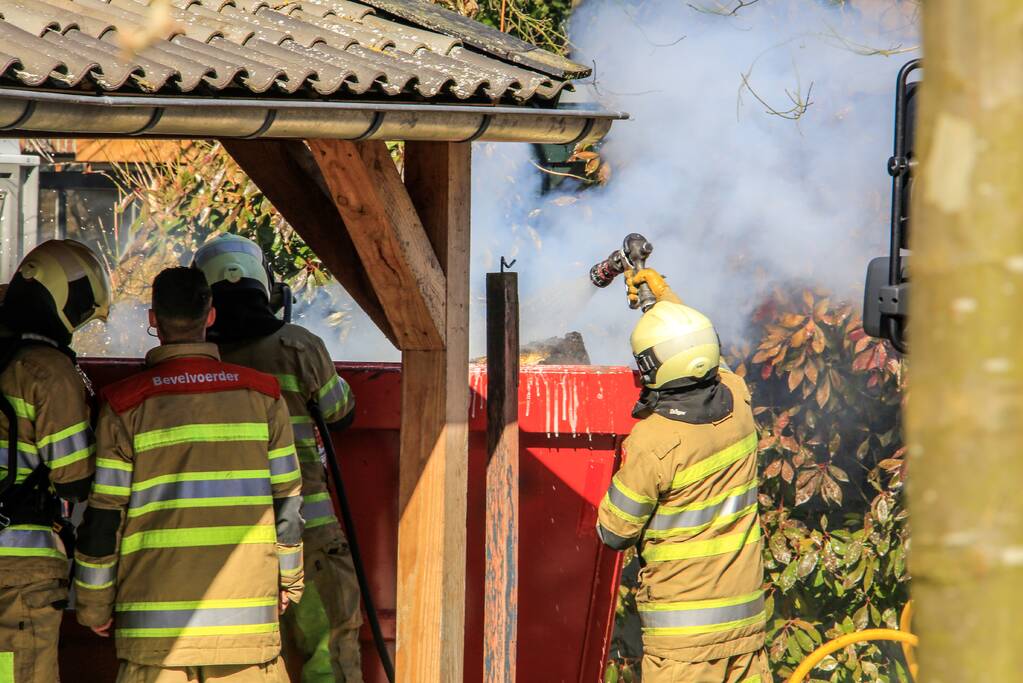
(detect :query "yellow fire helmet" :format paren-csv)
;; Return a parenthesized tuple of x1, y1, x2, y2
(192, 233, 271, 298)
(631, 301, 721, 389)
(15, 239, 111, 333)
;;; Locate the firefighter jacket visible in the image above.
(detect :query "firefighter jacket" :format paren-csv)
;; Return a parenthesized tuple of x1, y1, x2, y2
(218, 324, 354, 551)
(74, 343, 304, 667)
(0, 342, 94, 583)
(597, 369, 764, 663)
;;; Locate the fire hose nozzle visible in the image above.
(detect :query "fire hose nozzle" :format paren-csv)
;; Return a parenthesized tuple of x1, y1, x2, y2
(589, 233, 656, 311)
(589, 250, 628, 288)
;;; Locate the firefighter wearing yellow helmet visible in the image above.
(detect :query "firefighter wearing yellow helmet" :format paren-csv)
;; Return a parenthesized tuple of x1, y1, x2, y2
(0, 240, 110, 682)
(597, 269, 769, 683)
(193, 234, 363, 683)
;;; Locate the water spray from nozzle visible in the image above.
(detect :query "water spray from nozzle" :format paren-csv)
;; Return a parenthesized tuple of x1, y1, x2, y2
(589, 233, 656, 312)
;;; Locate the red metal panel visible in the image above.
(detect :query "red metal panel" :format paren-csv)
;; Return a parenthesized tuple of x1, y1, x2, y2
(60, 361, 638, 682)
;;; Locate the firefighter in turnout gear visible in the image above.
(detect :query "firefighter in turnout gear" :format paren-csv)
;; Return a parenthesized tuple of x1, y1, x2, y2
(0, 239, 109, 682)
(193, 234, 362, 683)
(597, 269, 769, 683)
(74, 268, 304, 683)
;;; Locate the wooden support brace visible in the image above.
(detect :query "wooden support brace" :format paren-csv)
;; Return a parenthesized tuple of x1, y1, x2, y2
(484, 271, 520, 683)
(221, 139, 398, 347)
(308, 139, 447, 351)
(396, 141, 471, 683)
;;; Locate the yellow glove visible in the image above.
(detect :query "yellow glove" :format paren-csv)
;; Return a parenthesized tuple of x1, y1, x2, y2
(626, 268, 680, 305)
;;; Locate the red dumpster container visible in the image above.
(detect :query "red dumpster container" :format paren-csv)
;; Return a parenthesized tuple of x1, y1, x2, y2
(60, 361, 637, 682)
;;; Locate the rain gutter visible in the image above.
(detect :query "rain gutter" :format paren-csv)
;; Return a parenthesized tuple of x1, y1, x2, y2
(0, 87, 627, 144)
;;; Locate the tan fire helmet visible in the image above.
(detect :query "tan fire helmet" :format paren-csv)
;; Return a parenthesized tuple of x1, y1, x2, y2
(631, 301, 721, 389)
(192, 233, 271, 298)
(14, 239, 111, 332)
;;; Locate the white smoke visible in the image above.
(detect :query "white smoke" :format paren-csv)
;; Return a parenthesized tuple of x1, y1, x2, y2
(76, 0, 920, 365)
(469, 0, 919, 364)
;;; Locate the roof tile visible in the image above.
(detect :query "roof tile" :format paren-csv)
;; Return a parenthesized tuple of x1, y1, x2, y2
(0, 0, 589, 106)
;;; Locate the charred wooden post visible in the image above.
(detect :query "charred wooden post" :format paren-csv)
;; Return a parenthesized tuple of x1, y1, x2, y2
(484, 271, 520, 683)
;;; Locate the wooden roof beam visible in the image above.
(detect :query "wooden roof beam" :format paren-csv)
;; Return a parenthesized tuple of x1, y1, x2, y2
(222, 138, 399, 348)
(308, 139, 447, 351)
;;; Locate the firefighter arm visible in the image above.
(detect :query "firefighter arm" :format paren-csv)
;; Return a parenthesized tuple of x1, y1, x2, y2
(596, 433, 664, 551)
(75, 403, 132, 628)
(34, 360, 96, 502)
(311, 341, 355, 431)
(268, 396, 304, 605)
(626, 269, 683, 306)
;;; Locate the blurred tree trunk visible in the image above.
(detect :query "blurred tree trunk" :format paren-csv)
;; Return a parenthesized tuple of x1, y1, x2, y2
(907, 2, 1023, 680)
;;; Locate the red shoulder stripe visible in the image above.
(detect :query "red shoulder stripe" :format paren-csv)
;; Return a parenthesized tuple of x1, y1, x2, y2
(103, 357, 280, 413)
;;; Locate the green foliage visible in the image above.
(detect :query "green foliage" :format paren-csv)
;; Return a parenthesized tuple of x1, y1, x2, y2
(607, 288, 911, 682)
(113, 141, 328, 290)
(436, 0, 574, 55)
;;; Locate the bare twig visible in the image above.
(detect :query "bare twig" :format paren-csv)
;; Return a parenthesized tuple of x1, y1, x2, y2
(528, 160, 590, 183)
(820, 23, 918, 57)
(688, 0, 760, 17)
(584, 59, 664, 99)
(739, 69, 814, 121)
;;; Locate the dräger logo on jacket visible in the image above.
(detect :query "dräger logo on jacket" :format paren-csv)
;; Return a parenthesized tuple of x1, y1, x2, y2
(152, 370, 240, 387)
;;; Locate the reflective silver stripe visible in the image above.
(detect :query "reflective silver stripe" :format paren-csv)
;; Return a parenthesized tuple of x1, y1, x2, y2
(116, 604, 277, 629)
(0, 447, 38, 472)
(607, 480, 655, 519)
(270, 455, 299, 478)
(292, 423, 316, 442)
(96, 465, 132, 491)
(279, 548, 302, 572)
(76, 562, 116, 588)
(0, 527, 58, 550)
(649, 486, 758, 531)
(650, 327, 720, 365)
(302, 495, 334, 521)
(639, 594, 764, 630)
(318, 377, 350, 415)
(39, 429, 92, 464)
(194, 239, 263, 266)
(130, 477, 271, 509)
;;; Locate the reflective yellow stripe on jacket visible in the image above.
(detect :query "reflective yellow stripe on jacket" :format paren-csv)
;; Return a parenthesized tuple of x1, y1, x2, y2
(0, 525, 64, 559)
(134, 423, 269, 453)
(115, 597, 279, 639)
(645, 479, 759, 540)
(120, 525, 277, 555)
(671, 432, 757, 489)
(638, 590, 765, 636)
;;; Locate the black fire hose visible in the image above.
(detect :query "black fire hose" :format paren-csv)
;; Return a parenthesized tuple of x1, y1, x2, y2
(0, 341, 23, 502)
(0, 394, 16, 500)
(308, 401, 395, 683)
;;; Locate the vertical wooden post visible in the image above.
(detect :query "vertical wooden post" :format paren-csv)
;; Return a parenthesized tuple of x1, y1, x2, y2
(485, 272, 520, 683)
(398, 141, 471, 683)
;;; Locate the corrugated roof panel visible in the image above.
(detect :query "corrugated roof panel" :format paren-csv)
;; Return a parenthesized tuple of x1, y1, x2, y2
(301, 0, 375, 22)
(204, 36, 287, 92)
(136, 40, 214, 91)
(0, 24, 66, 86)
(358, 15, 444, 53)
(0, 1, 65, 37)
(167, 35, 246, 89)
(289, 40, 386, 95)
(0, 0, 590, 106)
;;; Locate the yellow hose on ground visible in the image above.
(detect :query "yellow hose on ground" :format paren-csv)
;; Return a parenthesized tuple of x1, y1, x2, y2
(899, 601, 918, 679)
(785, 629, 919, 683)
